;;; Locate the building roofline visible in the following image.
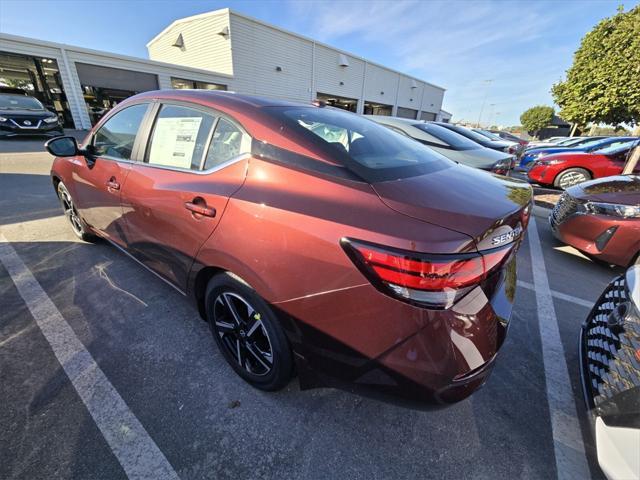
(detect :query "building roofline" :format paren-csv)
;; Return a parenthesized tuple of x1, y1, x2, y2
(145, 7, 446, 92)
(0, 32, 233, 80)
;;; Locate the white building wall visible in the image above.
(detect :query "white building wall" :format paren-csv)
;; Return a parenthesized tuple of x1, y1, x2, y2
(313, 46, 365, 101)
(421, 84, 445, 113)
(147, 12, 233, 75)
(363, 64, 398, 106)
(228, 15, 312, 101)
(396, 76, 423, 111)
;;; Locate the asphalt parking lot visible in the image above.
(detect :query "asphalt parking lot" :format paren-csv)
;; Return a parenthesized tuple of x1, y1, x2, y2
(0, 136, 625, 480)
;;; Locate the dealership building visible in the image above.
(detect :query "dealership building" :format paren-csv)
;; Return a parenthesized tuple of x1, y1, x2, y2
(0, 8, 451, 130)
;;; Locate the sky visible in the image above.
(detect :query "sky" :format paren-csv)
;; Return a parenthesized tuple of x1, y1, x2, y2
(0, 0, 637, 126)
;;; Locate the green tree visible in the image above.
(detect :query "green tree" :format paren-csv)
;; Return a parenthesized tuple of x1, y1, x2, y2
(520, 106, 554, 138)
(552, 5, 640, 127)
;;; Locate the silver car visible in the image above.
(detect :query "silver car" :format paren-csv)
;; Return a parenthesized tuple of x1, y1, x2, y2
(366, 115, 514, 174)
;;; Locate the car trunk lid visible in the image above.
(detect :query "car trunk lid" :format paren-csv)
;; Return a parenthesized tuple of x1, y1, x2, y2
(370, 164, 533, 251)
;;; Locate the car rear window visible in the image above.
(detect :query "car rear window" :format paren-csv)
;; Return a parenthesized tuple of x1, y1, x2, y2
(272, 107, 451, 182)
(412, 122, 480, 150)
(597, 140, 637, 155)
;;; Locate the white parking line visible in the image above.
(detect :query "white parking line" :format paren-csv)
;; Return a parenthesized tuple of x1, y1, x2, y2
(527, 218, 590, 479)
(517, 280, 594, 309)
(0, 233, 180, 480)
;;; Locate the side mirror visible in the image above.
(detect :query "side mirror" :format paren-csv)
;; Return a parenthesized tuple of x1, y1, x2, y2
(45, 136, 80, 157)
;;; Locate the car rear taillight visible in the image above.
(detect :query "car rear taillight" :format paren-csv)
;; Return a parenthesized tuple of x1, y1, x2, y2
(341, 239, 513, 309)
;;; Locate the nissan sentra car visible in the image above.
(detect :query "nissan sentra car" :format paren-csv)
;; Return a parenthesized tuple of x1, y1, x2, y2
(528, 140, 639, 189)
(0, 92, 64, 138)
(46, 90, 532, 406)
(367, 115, 515, 174)
(550, 175, 640, 267)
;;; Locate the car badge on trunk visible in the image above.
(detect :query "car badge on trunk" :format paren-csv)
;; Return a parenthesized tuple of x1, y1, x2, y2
(23, 120, 32, 125)
(491, 225, 523, 246)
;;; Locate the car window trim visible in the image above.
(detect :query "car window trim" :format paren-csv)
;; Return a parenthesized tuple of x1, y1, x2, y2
(140, 99, 251, 175)
(87, 101, 154, 163)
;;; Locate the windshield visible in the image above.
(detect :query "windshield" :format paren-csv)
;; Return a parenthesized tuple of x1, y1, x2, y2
(597, 140, 637, 155)
(413, 122, 481, 150)
(474, 129, 502, 141)
(0, 94, 44, 110)
(556, 137, 590, 146)
(443, 124, 497, 144)
(274, 107, 452, 181)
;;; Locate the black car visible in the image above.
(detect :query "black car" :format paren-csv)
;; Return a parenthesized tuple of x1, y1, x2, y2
(431, 122, 513, 153)
(0, 93, 64, 138)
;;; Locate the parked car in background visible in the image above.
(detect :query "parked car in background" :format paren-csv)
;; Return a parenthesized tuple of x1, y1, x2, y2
(472, 128, 522, 155)
(520, 137, 637, 170)
(367, 115, 515, 174)
(526, 136, 605, 150)
(434, 122, 515, 153)
(47, 90, 533, 406)
(580, 264, 640, 479)
(488, 130, 528, 147)
(528, 141, 639, 189)
(0, 92, 64, 138)
(526, 136, 570, 149)
(550, 174, 640, 266)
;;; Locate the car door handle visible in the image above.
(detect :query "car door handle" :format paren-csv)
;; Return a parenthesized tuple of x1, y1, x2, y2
(105, 180, 120, 190)
(185, 202, 216, 218)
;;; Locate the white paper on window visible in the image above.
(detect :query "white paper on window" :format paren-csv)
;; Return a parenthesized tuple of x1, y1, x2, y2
(149, 117, 203, 168)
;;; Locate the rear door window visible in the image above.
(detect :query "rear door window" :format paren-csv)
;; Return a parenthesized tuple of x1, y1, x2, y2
(204, 118, 250, 170)
(147, 104, 215, 170)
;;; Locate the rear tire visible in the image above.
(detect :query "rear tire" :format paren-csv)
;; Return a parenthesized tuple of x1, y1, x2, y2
(554, 168, 591, 190)
(57, 182, 97, 242)
(205, 273, 293, 391)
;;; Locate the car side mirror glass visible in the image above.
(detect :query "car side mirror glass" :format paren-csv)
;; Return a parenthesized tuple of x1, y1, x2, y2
(45, 136, 78, 157)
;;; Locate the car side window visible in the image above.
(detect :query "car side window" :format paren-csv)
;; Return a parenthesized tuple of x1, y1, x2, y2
(92, 104, 148, 160)
(203, 118, 249, 170)
(147, 104, 215, 170)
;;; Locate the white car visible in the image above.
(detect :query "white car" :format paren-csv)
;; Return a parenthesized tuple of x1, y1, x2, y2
(581, 264, 640, 479)
(366, 115, 515, 174)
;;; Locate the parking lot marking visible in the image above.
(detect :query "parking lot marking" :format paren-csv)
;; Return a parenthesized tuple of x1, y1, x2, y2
(0, 234, 180, 480)
(517, 280, 594, 309)
(527, 218, 590, 479)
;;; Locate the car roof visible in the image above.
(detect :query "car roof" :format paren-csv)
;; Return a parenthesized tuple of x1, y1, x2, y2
(365, 115, 424, 126)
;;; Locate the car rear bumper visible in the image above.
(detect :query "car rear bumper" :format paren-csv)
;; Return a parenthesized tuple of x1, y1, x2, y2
(277, 256, 517, 408)
(550, 209, 639, 266)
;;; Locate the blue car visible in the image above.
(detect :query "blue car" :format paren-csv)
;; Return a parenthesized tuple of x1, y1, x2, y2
(518, 136, 637, 170)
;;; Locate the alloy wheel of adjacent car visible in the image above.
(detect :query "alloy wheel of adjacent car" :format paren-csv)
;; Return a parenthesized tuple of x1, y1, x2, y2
(57, 182, 96, 242)
(554, 168, 591, 189)
(205, 273, 293, 391)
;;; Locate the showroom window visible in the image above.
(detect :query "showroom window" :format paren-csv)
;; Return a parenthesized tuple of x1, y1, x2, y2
(0, 51, 73, 127)
(203, 118, 249, 170)
(363, 102, 392, 116)
(171, 77, 227, 91)
(92, 104, 149, 160)
(147, 104, 216, 170)
(396, 107, 418, 119)
(316, 92, 358, 112)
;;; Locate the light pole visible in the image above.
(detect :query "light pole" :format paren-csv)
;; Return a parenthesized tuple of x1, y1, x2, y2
(476, 79, 493, 127)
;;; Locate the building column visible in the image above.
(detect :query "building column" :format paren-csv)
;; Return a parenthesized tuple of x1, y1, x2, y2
(59, 49, 92, 130)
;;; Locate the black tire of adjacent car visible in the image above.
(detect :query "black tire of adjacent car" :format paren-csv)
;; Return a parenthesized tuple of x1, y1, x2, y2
(205, 272, 293, 391)
(553, 167, 591, 189)
(57, 182, 97, 243)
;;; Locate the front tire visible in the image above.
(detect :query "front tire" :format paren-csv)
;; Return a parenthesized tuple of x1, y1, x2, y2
(205, 273, 293, 391)
(554, 168, 591, 189)
(57, 182, 96, 242)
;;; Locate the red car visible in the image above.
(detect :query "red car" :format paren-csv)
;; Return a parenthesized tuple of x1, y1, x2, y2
(550, 175, 640, 267)
(528, 140, 639, 189)
(46, 90, 532, 406)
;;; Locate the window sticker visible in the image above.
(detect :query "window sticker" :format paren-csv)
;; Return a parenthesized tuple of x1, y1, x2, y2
(149, 117, 203, 168)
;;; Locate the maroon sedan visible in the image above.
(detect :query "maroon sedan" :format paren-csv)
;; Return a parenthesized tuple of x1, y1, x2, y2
(528, 140, 639, 189)
(550, 175, 640, 266)
(46, 90, 532, 406)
